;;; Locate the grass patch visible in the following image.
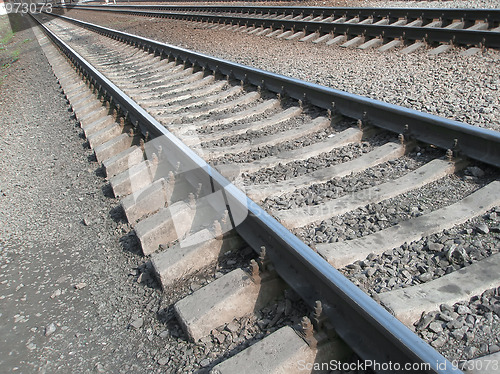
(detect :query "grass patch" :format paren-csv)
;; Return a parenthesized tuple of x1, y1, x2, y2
(0, 16, 18, 85)
(0, 14, 33, 85)
(0, 30, 14, 46)
(0, 15, 14, 44)
(11, 48, 20, 60)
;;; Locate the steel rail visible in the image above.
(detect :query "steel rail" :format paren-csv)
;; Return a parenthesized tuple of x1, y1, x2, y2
(56, 5, 500, 49)
(35, 12, 476, 373)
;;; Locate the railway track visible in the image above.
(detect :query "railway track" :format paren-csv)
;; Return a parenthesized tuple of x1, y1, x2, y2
(31, 11, 500, 373)
(55, 4, 500, 53)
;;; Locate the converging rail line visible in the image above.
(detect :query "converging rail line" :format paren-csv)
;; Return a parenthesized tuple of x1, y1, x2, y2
(55, 4, 500, 52)
(29, 11, 500, 373)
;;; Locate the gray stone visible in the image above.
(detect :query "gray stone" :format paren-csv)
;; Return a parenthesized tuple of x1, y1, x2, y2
(45, 323, 57, 337)
(480, 325, 491, 335)
(428, 321, 444, 334)
(427, 242, 444, 252)
(401, 270, 412, 279)
(450, 328, 465, 340)
(440, 304, 454, 313)
(387, 278, 397, 287)
(225, 321, 239, 333)
(222, 331, 233, 343)
(431, 336, 446, 348)
(485, 312, 494, 323)
(158, 357, 169, 366)
(489, 344, 500, 354)
(456, 305, 471, 315)
(213, 332, 226, 344)
(465, 315, 476, 325)
(50, 289, 62, 299)
(480, 343, 489, 354)
(74, 282, 87, 290)
(416, 264, 428, 274)
(476, 223, 490, 234)
(465, 331, 475, 342)
(467, 166, 485, 178)
(491, 303, 500, 316)
(190, 282, 203, 292)
(130, 317, 143, 329)
(438, 313, 454, 323)
(159, 330, 170, 339)
(418, 273, 433, 282)
(464, 346, 478, 359)
(365, 267, 376, 277)
(200, 358, 211, 367)
(446, 319, 464, 330)
(416, 313, 435, 331)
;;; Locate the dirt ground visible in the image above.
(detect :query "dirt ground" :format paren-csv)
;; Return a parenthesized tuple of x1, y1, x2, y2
(0, 14, 175, 373)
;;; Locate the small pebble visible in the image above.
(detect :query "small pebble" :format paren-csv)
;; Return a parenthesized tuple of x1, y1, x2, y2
(45, 323, 57, 337)
(74, 282, 87, 290)
(130, 317, 143, 329)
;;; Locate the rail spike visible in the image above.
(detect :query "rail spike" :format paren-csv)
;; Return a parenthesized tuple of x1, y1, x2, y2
(312, 300, 323, 330)
(328, 102, 341, 122)
(449, 138, 461, 160)
(213, 220, 223, 240)
(150, 152, 159, 166)
(174, 161, 181, 174)
(240, 74, 248, 87)
(299, 316, 317, 349)
(167, 171, 175, 187)
(221, 210, 231, 231)
(446, 148, 454, 162)
(188, 193, 196, 209)
(249, 259, 261, 284)
(258, 246, 270, 272)
(398, 133, 405, 145)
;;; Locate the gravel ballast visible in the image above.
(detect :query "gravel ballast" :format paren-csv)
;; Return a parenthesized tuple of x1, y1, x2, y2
(243, 131, 398, 187)
(415, 287, 500, 363)
(261, 151, 434, 210)
(56, 8, 500, 131)
(341, 206, 500, 297)
(294, 166, 498, 246)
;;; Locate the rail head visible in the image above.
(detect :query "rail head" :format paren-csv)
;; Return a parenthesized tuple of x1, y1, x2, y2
(33, 12, 471, 373)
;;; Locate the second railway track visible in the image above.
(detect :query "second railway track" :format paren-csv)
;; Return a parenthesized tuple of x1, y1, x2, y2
(55, 4, 500, 53)
(30, 11, 500, 373)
